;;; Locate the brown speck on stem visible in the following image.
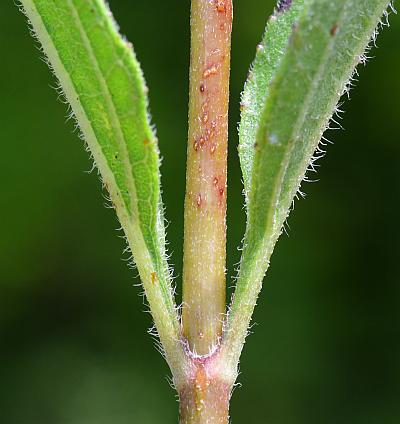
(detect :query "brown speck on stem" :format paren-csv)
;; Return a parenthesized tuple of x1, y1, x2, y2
(196, 194, 203, 208)
(203, 65, 218, 78)
(194, 366, 208, 412)
(143, 139, 150, 146)
(330, 24, 338, 36)
(151, 272, 157, 285)
(199, 84, 205, 93)
(216, 0, 226, 13)
(193, 136, 206, 151)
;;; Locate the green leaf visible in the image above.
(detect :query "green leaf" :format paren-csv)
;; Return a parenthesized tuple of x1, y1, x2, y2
(239, 0, 305, 202)
(222, 0, 392, 373)
(20, 0, 184, 376)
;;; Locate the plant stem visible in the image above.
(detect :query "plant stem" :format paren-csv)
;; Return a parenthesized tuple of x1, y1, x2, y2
(182, 0, 233, 356)
(179, 356, 232, 424)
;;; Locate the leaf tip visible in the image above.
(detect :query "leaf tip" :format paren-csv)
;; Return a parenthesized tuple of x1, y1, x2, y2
(276, 0, 293, 13)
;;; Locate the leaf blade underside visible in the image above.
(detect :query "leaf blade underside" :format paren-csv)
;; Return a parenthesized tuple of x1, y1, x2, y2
(222, 0, 392, 373)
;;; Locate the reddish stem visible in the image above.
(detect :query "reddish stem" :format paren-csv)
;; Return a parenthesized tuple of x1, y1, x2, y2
(182, 0, 233, 356)
(179, 355, 232, 424)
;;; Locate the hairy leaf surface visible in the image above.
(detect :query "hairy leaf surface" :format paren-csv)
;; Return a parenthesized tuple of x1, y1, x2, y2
(239, 0, 305, 201)
(20, 0, 184, 375)
(223, 0, 392, 371)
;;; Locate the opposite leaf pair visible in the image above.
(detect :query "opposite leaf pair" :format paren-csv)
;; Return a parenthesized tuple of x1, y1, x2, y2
(20, 0, 393, 422)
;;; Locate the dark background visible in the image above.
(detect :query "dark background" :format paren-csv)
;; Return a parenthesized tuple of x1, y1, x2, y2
(1, 1, 399, 423)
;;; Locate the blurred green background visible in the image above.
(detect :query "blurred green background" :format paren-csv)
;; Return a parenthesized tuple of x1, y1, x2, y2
(1, 1, 399, 423)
